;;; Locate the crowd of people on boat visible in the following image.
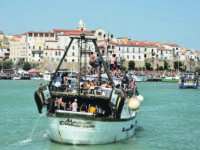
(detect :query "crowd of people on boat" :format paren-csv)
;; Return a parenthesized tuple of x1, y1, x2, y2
(54, 97, 106, 116)
(53, 52, 139, 97)
(180, 72, 199, 83)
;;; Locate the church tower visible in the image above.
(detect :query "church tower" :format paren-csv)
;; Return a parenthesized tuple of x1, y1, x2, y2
(77, 19, 86, 30)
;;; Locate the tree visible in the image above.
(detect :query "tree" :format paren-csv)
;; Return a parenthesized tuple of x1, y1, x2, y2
(164, 61, 169, 70)
(195, 66, 200, 75)
(159, 66, 164, 71)
(120, 65, 127, 71)
(22, 62, 32, 71)
(145, 61, 152, 70)
(174, 61, 183, 71)
(128, 61, 135, 70)
(0, 60, 13, 69)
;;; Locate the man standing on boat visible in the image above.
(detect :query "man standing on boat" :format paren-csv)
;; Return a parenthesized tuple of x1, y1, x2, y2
(89, 52, 95, 69)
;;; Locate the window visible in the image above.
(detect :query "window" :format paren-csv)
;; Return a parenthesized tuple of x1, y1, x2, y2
(57, 46, 60, 49)
(33, 46, 35, 49)
(45, 52, 48, 56)
(57, 58, 59, 62)
(29, 33, 33, 37)
(138, 48, 140, 53)
(127, 55, 129, 59)
(72, 52, 75, 56)
(46, 46, 48, 49)
(39, 33, 43, 37)
(64, 59, 67, 62)
(133, 55, 135, 59)
(119, 47, 120, 51)
(55, 52, 57, 56)
(127, 48, 129, 53)
(98, 32, 102, 36)
(51, 58, 54, 62)
(72, 59, 75, 62)
(39, 46, 41, 50)
(72, 46, 75, 50)
(112, 46, 115, 49)
(139, 56, 141, 59)
(133, 48, 134, 53)
(59, 51, 61, 56)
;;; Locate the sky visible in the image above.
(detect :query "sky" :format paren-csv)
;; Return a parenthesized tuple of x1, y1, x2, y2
(1, 0, 200, 50)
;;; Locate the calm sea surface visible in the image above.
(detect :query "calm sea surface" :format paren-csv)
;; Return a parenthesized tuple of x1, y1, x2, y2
(0, 80, 200, 150)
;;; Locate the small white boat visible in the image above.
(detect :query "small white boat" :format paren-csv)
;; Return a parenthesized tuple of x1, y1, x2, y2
(31, 75, 44, 80)
(12, 75, 21, 80)
(133, 74, 148, 82)
(43, 71, 54, 81)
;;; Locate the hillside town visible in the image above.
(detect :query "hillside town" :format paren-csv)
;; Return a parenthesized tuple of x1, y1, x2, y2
(0, 20, 200, 73)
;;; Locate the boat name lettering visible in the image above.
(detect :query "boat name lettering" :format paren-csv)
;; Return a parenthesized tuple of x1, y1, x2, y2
(60, 118, 95, 128)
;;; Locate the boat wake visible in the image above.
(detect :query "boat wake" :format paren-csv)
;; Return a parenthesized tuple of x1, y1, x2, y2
(28, 113, 46, 139)
(17, 138, 32, 144)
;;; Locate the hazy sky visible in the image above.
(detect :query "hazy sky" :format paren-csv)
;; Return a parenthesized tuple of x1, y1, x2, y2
(1, 0, 200, 50)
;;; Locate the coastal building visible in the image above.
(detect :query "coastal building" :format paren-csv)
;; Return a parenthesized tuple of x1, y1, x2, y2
(7, 21, 200, 71)
(9, 34, 27, 64)
(0, 30, 10, 60)
(116, 41, 146, 67)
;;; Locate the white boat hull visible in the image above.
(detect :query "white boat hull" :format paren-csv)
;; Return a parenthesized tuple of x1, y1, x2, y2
(12, 76, 21, 80)
(48, 116, 137, 144)
(133, 75, 148, 82)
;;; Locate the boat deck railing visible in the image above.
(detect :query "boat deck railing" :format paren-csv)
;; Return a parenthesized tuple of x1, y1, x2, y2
(51, 91, 110, 100)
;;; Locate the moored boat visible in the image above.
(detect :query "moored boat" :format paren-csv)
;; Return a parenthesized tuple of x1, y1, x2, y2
(34, 34, 143, 145)
(178, 72, 199, 89)
(133, 74, 148, 82)
(12, 74, 21, 80)
(161, 75, 180, 82)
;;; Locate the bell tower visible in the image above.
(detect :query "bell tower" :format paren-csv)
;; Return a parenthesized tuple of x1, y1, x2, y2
(77, 19, 86, 30)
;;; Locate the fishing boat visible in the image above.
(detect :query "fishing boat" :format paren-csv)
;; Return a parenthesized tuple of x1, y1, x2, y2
(178, 73, 199, 89)
(34, 34, 143, 144)
(161, 75, 180, 82)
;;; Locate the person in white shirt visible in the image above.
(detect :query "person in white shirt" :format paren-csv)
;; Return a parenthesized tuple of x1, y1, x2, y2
(72, 99, 78, 112)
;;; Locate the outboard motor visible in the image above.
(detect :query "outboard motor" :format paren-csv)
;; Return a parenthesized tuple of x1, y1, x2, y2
(34, 84, 51, 113)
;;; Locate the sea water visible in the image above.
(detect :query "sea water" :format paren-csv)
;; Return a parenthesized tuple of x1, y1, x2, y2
(0, 80, 200, 150)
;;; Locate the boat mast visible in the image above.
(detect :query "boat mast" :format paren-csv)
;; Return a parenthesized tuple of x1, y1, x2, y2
(49, 38, 74, 88)
(92, 39, 115, 88)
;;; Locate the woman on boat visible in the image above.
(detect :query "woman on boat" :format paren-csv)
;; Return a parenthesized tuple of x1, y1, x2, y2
(66, 101, 72, 111)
